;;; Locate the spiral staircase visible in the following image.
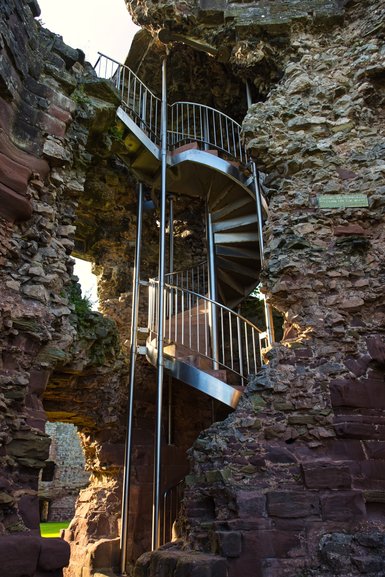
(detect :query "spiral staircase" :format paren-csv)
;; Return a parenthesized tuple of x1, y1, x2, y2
(95, 53, 271, 406)
(94, 52, 273, 558)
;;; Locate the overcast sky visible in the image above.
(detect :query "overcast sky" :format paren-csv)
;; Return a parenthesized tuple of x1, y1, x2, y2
(37, 0, 139, 65)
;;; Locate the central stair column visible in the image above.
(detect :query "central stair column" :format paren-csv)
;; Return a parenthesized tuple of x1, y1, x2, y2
(206, 208, 219, 370)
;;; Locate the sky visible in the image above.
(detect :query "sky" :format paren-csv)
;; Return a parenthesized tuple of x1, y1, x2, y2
(37, 0, 140, 308)
(37, 0, 139, 66)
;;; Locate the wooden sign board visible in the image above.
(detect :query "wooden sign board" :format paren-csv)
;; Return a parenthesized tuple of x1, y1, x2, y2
(318, 194, 369, 209)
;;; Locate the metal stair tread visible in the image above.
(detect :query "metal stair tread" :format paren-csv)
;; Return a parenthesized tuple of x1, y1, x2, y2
(212, 212, 258, 233)
(146, 337, 241, 408)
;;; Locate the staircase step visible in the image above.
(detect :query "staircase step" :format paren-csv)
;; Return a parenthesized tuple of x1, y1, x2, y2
(216, 255, 258, 277)
(208, 182, 233, 210)
(170, 142, 199, 156)
(211, 196, 252, 221)
(214, 231, 259, 244)
(215, 244, 260, 260)
(212, 213, 258, 233)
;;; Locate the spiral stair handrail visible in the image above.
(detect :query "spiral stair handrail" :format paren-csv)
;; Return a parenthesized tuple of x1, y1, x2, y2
(148, 278, 267, 383)
(94, 53, 245, 162)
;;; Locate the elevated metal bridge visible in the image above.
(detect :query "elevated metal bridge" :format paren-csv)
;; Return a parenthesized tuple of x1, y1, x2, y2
(94, 52, 274, 572)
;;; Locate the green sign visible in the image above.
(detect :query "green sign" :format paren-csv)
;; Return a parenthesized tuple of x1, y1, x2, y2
(318, 194, 369, 209)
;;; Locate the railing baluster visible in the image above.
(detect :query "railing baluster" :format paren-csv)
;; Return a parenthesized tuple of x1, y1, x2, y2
(245, 324, 250, 376)
(229, 311, 234, 370)
(196, 296, 200, 353)
(251, 328, 257, 374)
(220, 307, 225, 366)
(204, 297, 208, 357)
(236, 315, 244, 382)
(189, 291, 192, 349)
(175, 287, 178, 343)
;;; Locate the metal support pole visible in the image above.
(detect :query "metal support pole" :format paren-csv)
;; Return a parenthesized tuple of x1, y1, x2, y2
(245, 80, 252, 108)
(152, 53, 168, 552)
(167, 197, 174, 447)
(251, 161, 275, 348)
(120, 183, 144, 575)
(206, 208, 219, 370)
(169, 195, 174, 275)
(167, 375, 173, 445)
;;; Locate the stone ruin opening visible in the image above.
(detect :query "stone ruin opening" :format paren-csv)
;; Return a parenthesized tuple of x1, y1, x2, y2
(38, 422, 89, 524)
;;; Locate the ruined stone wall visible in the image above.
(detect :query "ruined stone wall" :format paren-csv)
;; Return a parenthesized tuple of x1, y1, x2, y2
(0, 1, 133, 575)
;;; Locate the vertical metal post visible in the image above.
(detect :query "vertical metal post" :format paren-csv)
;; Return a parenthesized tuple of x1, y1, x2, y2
(169, 195, 174, 275)
(167, 375, 173, 446)
(152, 53, 168, 552)
(251, 161, 275, 348)
(206, 208, 219, 370)
(167, 196, 174, 446)
(120, 183, 144, 575)
(245, 80, 252, 108)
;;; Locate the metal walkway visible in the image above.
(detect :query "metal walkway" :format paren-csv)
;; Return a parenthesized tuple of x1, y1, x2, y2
(94, 52, 274, 566)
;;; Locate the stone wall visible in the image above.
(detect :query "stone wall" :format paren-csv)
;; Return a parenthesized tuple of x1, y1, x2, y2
(2, 0, 385, 576)
(0, 1, 131, 575)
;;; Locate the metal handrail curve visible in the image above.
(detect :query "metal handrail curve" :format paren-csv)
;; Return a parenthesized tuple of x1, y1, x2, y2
(94, 53, 246, 162)
(148, 278, 267, 384)
(165, 261, 208, 296)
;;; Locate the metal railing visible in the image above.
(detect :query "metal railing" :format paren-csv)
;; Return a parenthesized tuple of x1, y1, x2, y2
(169, 102, 245, 162)
(148, 279, 267, 384)
(165, 262, 208, 296)
(94, 52, 161, 143)
(94, 53, 245, 162)
(160, 480, 184, 546)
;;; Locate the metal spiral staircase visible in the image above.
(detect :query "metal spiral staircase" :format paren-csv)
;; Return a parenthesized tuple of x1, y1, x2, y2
(94, 52, 274, 567)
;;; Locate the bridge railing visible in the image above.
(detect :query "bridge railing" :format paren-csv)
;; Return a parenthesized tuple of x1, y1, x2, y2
(148, 279, 267, 383)
(94, 53, 246, 162)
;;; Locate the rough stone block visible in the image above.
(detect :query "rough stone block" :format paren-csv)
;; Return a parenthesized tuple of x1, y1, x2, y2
(236, 490, 266, 518)
(226, 530, 302, 577)
(38, 538, 70, 571)
(215, 531, 242, 558)
(331, 372, 385, 409)
(0, 535, 40, 577)
(302, 462, 352, 489)
(352, 555, 384, 573)
(0, 150, 31, 194)
(321, 491, 366, 521)
(363, 441, 385, 460)
(29, 368, 51, 396)
(99, 443, 125, 467)
(267, 491, 320, 518)
(134, 552, 152, 577)
(86, 538, 120, 572)
(334, 421, 385, 440)
(367, 335, 385, 365)
(18, 494, 40, 530)
(0, 180, 32, 222)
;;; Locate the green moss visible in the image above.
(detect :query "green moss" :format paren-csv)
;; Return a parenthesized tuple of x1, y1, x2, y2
(64, 281, 120, 366)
